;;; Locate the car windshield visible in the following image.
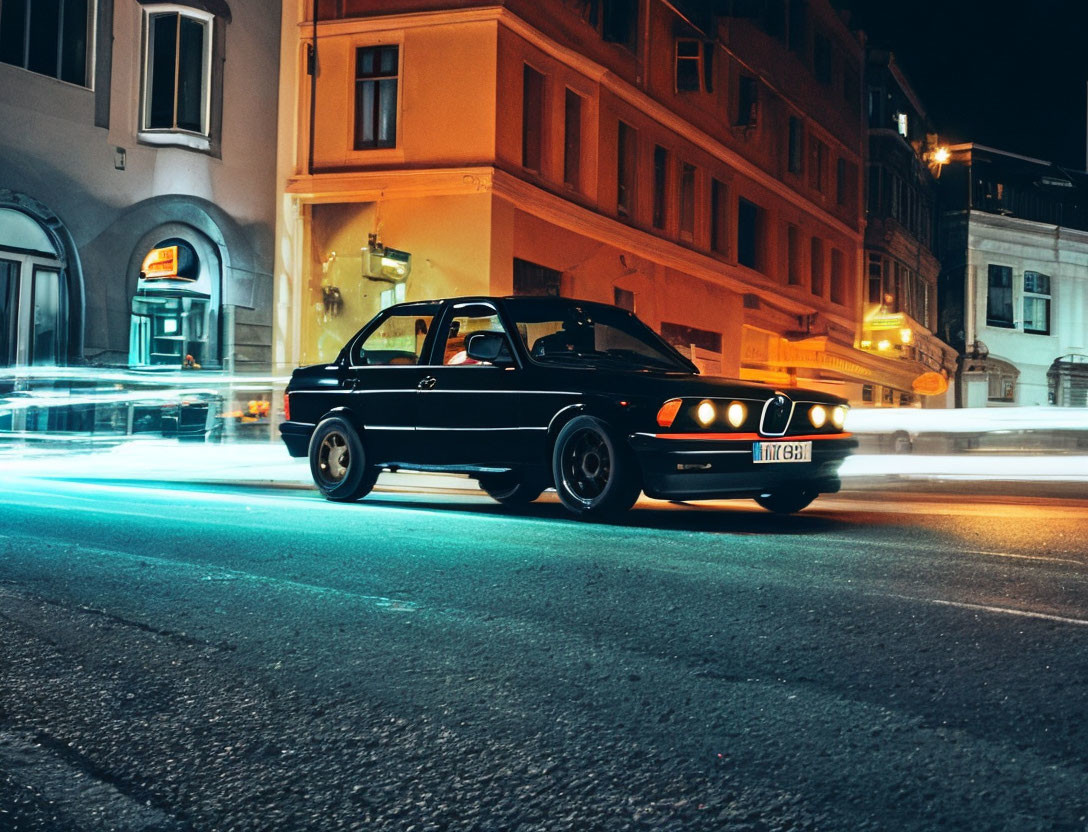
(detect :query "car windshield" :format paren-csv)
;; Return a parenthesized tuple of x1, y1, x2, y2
(504, 299, 696, 373)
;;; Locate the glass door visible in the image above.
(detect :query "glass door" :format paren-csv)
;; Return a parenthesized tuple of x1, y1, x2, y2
(0, 259, 17, 367)
(30, 267, 66, 366)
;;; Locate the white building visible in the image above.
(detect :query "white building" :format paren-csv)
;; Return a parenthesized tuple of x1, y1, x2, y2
(0, 0, 280, 374)
(938, 144, 1088, 407)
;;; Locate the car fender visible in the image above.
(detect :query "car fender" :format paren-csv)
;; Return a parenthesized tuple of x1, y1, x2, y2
(545, 399, 634, 449)
(318, 405, 363, 432)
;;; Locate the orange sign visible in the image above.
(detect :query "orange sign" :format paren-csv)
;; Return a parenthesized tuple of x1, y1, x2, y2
(141, 245, 179, 280)
(912, 372, 949, 396)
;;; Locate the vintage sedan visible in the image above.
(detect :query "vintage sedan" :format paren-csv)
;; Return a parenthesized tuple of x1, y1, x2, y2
(281, 296, 856, 518)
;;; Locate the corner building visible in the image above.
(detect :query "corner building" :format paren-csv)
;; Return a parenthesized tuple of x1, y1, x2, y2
(276, 0, 899, 399)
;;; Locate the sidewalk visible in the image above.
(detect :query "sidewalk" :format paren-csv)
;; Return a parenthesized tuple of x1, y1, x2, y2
(1, 439, 1085, 500)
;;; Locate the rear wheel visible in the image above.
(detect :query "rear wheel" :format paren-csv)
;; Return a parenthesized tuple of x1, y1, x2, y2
(308, 417, 380, 502)
(754, 487, 818, 515)
(552, 416, 641, 519)
(477, 472, 546, 506)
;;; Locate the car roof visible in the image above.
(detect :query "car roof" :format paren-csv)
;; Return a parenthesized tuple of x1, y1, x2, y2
(385, 296, 620, 312)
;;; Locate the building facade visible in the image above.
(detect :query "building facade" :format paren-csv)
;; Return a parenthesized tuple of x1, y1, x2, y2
(858, 49, 956, 408)
(0, 0, 279, 375)
(938, 144, 1088, 407)
(274, 0, 910, 402)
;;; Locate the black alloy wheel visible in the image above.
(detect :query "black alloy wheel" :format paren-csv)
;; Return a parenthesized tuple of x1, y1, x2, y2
(754, 487, 818, 515)
(552, 415, 641, 519)
(477, 471, 547, 506)
(308, 416, 380, 502)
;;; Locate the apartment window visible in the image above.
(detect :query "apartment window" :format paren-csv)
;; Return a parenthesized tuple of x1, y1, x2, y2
(652, 145, 668, 229)
(788, 117, 803, 174)
(678, 163, 697, 240)
(602, 0, 637, 49)
(787, 0, 806, 52)
(563, 89, 583, 189)
(660, 321, 722, 354)
(861, 383, 874, 403)
(143, 10, 213, 136)
(987, 265, 1014, 328)
(675, 38, 703, 92)
(737, 198, 763, 271)
(895, 111, 909, 139)
(836, 158, 847, 205)
(813, 31, 832, 84)
(513, 258, 561, 297)
(786, 224, 801, 285)
(522, 64, 544, 171)
(810, 237, 824, 296)
(711, 178, 729, 255)
(1023, 271, 1051, 335)
(0, 0, 91, 86)
(354, 45, 398, 149)
(868, 253, 884, 304)
(830, 248, 845, 304)
(617, 121, 636, 218)
(613, 287, 635, 312)
(808, 137, 826, 193)
(736, 76, 759, 127)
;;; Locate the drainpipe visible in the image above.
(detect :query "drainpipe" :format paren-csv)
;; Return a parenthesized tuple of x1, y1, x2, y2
(307, 0, 318, 175)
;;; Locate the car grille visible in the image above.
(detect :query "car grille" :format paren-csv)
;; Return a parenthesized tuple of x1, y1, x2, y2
(760, 394, 793, 436)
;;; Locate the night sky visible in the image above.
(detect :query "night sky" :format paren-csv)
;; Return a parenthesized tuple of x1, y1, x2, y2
(837, 0, 1088, 170)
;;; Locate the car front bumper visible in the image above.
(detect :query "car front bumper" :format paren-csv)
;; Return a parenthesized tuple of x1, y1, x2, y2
(630, 432, 857, 501)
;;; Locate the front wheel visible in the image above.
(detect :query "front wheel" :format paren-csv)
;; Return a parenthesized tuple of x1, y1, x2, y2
(308, 417, 380, 502)
(477, 472, 546, 506)
(754, 488, 818, 515)
(552, 416, 641, 519)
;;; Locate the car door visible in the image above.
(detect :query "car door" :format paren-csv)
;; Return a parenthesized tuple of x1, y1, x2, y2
(414, 301, 525, 467)
(344, 303, 440, 464)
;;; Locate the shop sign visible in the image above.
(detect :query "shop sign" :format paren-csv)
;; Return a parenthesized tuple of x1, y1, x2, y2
(912, 371, 949, 396)
(867, 313, 906, 331)
(142, 246, 180, 280)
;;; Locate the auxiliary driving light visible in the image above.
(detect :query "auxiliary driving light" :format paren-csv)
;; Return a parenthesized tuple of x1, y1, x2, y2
(809, 405, 827, 428)
(696, 400, 716, 426)
(831, 405, 847, 429)
(726, 401, 746, 428)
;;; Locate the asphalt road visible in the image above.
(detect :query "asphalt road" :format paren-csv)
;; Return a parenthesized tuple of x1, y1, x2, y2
(1, 478, 1087, 832)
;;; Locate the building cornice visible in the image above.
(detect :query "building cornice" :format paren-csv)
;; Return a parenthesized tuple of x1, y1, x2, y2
(301, 6, 863, 241)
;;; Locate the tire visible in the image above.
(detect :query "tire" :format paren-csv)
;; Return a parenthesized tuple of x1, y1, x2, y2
(754, 487, 818, 515)
(308, 416, 380, 502)
(552, 415, 641, 519)
(477, 471, 546, 506)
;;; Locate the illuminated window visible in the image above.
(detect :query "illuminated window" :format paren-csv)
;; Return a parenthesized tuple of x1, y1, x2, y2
(1023, 271, 1051, 335)
(895, 111, 909, 138)
(679, 163, 696, 240)
(354, 45, 398, 150)
(986, 265, 1014, 328)
(652, 145, 668, 229)
(142, 10, 213, 138)
(522, 64, 544, 171)
(563, 89, 583, 190)
(0, 0, 91, 86)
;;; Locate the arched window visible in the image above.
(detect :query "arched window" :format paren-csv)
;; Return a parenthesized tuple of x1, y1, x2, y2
(0, 206, 68, 366)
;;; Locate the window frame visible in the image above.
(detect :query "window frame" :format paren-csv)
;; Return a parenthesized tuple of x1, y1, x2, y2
(0, 0, 96, 88)
(1022, 270, 1051, 335)
(138, 4, 215, 151)
(674, 37, 704, 93)
(986, 264, 1014, 329)
(354, 43, 400, 152)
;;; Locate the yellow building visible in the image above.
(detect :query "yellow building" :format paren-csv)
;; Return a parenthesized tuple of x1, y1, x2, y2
(274, 0, 925, 404)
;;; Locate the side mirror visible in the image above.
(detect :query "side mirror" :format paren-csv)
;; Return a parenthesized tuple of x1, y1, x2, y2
(465, 331, 513, 365)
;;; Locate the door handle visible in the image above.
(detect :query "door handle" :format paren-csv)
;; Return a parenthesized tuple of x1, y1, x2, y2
(417, 376, 437, 390)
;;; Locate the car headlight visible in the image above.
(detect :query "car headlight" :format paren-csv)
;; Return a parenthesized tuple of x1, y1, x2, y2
(809, 405, 827, 429)
(726, 401, 746, 428)
(831, 405, 847, 429)
(696, 400, 716, 427)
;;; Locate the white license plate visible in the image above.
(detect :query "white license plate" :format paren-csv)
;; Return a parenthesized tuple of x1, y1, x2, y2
(752, 441, 812, 463)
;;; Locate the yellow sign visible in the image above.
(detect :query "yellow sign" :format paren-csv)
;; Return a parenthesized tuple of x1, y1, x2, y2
(912, 372, 949, 396)
(867, 313, 906, 330)
(142, 245, 179, 280)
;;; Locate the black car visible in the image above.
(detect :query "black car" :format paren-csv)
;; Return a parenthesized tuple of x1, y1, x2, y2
(281, 296, 856, 518)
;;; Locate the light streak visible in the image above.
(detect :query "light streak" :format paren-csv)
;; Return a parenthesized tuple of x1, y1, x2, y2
(846, 406, 1088, 434)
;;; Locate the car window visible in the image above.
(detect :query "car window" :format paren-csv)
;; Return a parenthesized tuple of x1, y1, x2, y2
(437, 305, 508, 366)
(352, 310, 435, 365)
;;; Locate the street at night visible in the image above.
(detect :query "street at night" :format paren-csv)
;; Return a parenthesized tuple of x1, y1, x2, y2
(2, 473, 1087, 831)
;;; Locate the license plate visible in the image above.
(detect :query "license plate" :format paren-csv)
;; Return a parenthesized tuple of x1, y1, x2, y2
(752, 441, 812, 463)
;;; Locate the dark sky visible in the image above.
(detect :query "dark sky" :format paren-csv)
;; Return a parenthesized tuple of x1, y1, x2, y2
(835, 0, 1088, 169)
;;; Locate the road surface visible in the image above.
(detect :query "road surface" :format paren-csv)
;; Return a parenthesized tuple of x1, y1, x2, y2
(1, 477, 1087, 831)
